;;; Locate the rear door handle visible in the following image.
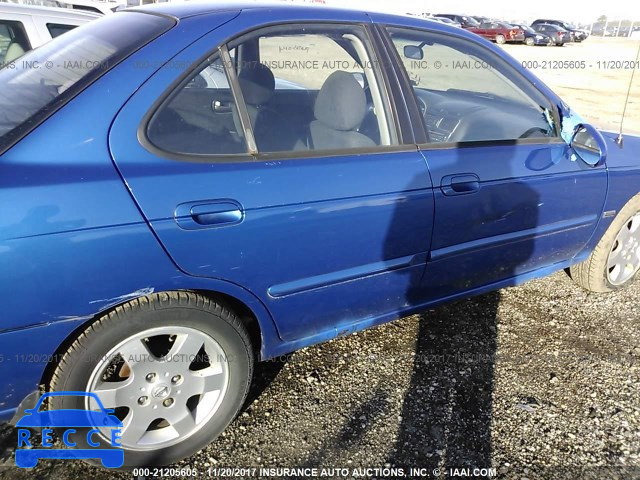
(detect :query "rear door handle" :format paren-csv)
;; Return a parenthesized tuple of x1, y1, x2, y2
(175, 200, 244, 230)
(191, 204, 242, 225)
(441, 174, 481, 196)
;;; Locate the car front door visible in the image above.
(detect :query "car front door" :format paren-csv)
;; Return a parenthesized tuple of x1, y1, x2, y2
(382, 23, 607, 300)
(109, 11, 435, 342)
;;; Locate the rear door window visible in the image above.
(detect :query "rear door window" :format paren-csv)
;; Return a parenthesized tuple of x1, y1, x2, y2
(146, 23, 397, 157)
(232, 24, 395, 153)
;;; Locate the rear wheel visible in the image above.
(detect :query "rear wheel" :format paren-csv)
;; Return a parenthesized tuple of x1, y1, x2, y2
(49, 292, 253, 468)
(495, 34, 506, 44)
(570, 193, 640, 292)
(525, 37, 535, 46)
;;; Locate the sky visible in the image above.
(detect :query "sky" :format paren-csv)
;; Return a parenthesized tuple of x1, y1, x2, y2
(313, 0, 640, 24)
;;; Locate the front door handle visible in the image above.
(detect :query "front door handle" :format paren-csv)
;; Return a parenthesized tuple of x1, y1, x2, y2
(441, 174, 481, 196)
(175, 200, 244, 230)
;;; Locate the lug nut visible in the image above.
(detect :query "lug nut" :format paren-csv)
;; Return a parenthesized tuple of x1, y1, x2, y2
(163, 398, 174, 407)
(146, 373, 157, 383)
(171, 375, 182, 385)
(138, 396, 148, 405)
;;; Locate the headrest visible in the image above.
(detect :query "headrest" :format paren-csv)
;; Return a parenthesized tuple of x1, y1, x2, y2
(314, 70, 367, 131)
(238, 62, 275, 106)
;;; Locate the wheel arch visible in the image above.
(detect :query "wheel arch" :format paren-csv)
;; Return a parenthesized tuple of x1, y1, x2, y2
(39, 282, 283, 392)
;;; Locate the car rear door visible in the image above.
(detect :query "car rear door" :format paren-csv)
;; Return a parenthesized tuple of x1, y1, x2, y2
(109, 10, 435, 342)
(477, 23, 494, 40)
(380, 22, 607, 300)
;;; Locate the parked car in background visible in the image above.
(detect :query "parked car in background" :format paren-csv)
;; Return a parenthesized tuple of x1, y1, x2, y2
(473, 21, 525, 44)
(531, 23, 571, 45)
(512, 23, 554, 46)
(576, 28, 589, 40)
(532, 19, 588, 41)
(471, 15, 492, 24)
(2, 2, 640, 469)
(57, 0, 125, 15)
(430, 16, 462, 27)
(435, 13, 480, 29)
(0, 3, 99, 63)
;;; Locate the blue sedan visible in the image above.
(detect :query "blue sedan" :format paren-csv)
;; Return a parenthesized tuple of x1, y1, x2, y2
(1, 2, 640, 468)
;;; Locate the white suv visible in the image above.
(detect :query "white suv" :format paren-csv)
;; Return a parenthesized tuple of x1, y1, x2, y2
(0, 3, 99, 63)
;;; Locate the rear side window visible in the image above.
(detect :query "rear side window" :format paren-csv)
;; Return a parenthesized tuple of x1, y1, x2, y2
(0, 12, 174, 154)
(147, 23, 396, 158)
(47, 23, 78, 39)
(0, 20, 31, 63)
(147, 54, 249, 156)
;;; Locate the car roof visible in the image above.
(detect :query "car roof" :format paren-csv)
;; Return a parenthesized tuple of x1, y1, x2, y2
(0, 3, 101, 19)
(128, 1, 470, 35)
(129, 1, 318, 19)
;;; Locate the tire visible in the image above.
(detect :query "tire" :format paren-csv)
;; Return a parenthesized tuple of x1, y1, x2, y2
(495, 34, 506, 44)
(570, 193, 640, 293)
(48, 292, 253, 468)
(525, 37, 535, 46)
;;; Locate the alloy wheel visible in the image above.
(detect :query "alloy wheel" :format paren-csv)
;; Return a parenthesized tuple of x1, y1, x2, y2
(607, 213, 640, 285)
(85, 326, 229, 450)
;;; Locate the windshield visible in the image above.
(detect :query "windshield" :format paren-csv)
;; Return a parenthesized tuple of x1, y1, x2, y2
(0, 12, 173, 154)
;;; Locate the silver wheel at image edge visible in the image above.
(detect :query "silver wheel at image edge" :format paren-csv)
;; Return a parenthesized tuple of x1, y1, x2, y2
(569, 193, 640, 293)
(86, 326, 229, 450)
(606, 212, 640, 286)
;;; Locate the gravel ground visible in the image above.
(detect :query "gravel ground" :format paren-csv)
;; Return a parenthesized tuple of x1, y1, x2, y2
(0, 271, 638, 479)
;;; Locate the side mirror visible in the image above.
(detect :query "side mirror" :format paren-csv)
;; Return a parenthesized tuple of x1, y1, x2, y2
(403, 45, 424, 60)
(570, 123, 607, 166)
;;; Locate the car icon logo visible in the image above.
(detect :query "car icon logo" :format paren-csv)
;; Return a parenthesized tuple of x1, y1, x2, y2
(15, 391, 124, 469)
